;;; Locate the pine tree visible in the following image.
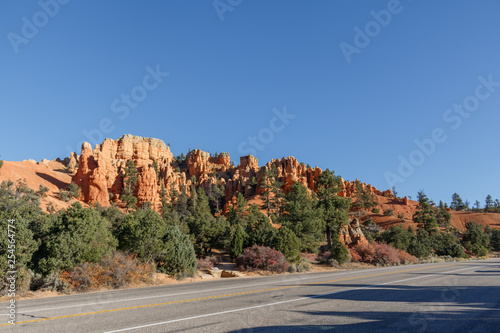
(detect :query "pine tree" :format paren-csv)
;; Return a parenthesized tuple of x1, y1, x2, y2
(485, 195, 494, 212)
(279, 182, 323, 252)
(188, 188, 229, 256)
(121, 160, 139, 210)
(413, 191, 439, 234)
(229, 224, 246, 259)
(244, 204, 277, 248)
(260, 165, 276, 215)
(227, 193, 248, 227)
(450, 193, 466, 211)
(317, 169, 351, 249)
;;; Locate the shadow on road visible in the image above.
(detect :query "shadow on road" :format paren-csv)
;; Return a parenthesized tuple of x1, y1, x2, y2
(229, 284, 500, 332)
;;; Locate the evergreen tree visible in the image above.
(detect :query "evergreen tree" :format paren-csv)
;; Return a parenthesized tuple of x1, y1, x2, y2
(352, 180, 376, 214)
(121, 160, 139, 210)
(227, 193, 248, 227)
(489, 228, 500, 251)
(317, 169, 351, 249)
(485, 195, 494, 212)
(279, 182, 323, 252)
(36, 202, 117, 274)
(157, 225, 197, 278)
(413, 191, 439, 234)
(260, 165, 283, 217)
(331, 231, 349, 264)
(450, 193, 466, 211)
(408, 228, 432, 257)
(461, 221, 489, 256)
(188, 188, 229, 256)
(244, 204, 277, 248)
(0, 180, 40, 287)
(379, 225, 414, 252)
(115, 207, 166, 263)
(273, 226, 301, 263)
(66, 182, 81, 199)
(207, 176, 225, 213)
(229, 224, 246, 259)
(474, 200, 481, 210)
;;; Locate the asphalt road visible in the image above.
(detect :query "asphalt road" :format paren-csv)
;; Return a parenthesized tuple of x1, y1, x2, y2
(1, 259, 499, 332)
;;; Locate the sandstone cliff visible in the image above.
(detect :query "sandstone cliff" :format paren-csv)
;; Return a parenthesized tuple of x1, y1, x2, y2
(71, 135, 390, 221)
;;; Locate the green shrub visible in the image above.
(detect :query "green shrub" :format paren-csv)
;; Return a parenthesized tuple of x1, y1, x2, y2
(288, 259, 312, 273)
(384, 209, 394, 216)
(372, 208, 380, 214)
(67, 182, 81, 198)
(59, 190, 71, 202)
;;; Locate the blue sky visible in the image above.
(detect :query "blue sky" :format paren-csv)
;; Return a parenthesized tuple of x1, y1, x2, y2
(1, 0, 499, 206)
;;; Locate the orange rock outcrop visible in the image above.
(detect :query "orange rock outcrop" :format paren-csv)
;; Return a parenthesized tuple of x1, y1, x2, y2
(339, 218, 369, 247)
(72, 135, 389, 220)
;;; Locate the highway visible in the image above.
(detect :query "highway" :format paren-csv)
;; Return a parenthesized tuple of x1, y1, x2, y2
(1, 259, 499, 332)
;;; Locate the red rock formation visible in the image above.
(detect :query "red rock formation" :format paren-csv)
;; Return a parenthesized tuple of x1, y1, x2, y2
(339, 179, 393, 198)
(73, 135, 179, 208)
(72, 135, 393, 213)
(339, 218, 369, 247)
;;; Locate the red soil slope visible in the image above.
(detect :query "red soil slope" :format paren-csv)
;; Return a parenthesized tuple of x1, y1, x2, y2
(0, 160, 76, 211)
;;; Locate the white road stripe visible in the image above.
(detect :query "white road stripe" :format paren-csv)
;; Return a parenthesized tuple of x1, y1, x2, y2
(103, 265, 479, 332)
(1, 263, 427, 316)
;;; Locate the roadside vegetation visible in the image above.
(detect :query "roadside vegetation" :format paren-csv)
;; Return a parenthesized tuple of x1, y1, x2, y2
(1, 162, 499, 297)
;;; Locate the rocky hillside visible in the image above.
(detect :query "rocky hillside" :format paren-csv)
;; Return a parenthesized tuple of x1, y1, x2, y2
(71, 135, 391, 212)
(1, 134, 499, 232)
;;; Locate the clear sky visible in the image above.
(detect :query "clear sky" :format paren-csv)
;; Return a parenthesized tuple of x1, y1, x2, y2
(1, 0, 499, 206)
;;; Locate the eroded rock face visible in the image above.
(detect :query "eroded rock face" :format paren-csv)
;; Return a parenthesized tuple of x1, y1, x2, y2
(338, 179, 393, 198)
(73, 135, 177, 208)
(339, 218, 369, 247)
(72, 135, 392, 213)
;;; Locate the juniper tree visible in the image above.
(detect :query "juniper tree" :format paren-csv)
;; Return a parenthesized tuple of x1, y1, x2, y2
(36, 202, 117, 274)
(157, 225, 197, 278)
(229, 224, 246, 259)
(273, 226, 301, 263)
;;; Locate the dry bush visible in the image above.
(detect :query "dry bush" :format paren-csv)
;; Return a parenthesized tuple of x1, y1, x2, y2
(235, 245, 289, 273)
(350, 243, 416, 266)
(196, 255, 221, 270)
(60, 252, 155, 292)
(395, 249, 418, 264)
